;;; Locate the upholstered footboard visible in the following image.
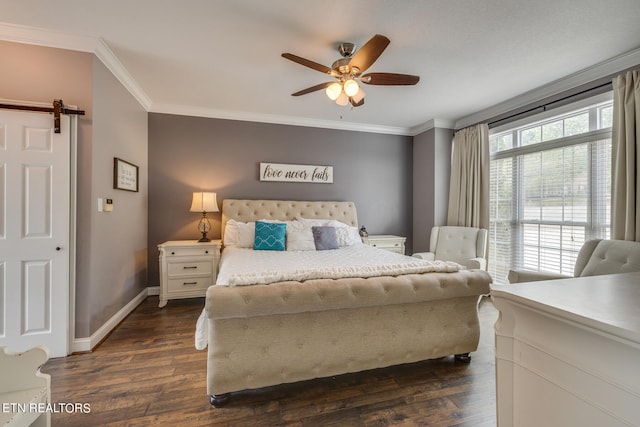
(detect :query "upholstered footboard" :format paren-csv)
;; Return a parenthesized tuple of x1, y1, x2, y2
(204, 268, 492, 403)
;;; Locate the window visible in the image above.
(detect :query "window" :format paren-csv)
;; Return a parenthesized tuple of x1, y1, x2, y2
(489, 94, 612, 285)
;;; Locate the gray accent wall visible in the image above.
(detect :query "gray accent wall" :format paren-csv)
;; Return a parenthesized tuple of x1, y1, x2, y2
(412, 127, 454, 253)
(148, 113, 413, 286)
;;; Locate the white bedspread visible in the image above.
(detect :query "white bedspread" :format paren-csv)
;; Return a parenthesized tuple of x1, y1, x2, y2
(216, 245, 460, 286)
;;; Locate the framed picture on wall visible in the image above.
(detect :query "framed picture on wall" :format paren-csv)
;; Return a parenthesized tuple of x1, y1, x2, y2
(113, 157, 139, 192)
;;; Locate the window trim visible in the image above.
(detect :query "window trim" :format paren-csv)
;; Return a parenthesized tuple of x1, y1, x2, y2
(492, 127, 612, 160)
(488, 93, 613, 283)
(490, 91, 613, 135)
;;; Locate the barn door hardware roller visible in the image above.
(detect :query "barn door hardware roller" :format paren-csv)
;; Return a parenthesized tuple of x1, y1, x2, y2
(52, 99, 85, 133)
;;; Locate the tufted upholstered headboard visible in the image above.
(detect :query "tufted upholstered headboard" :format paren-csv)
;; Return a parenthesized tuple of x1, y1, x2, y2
(221, 199, 358, 241)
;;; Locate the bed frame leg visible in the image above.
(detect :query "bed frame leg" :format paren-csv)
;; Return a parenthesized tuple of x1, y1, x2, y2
(210, 393, 230, 407)
(454, 353, 472, 363)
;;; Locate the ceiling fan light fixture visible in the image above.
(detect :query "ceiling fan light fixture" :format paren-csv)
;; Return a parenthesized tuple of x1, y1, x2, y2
(325, 82, 342, 100)
(335, 92, 349, 106)
(282, 34, 420, 107)
(352, 87, 365, 104)
(343, 79, 359, 97)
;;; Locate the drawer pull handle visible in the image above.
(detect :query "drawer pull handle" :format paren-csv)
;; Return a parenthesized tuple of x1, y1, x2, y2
(183, 266, 198, 270)
(183, 282, 198, 286)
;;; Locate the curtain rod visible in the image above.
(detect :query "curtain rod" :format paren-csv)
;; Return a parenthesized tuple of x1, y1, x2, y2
(0, 99, 85, 133)
(487, 81, 613, 128)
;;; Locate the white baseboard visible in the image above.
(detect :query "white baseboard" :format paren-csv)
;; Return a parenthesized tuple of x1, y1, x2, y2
(72, 286, 158, 353)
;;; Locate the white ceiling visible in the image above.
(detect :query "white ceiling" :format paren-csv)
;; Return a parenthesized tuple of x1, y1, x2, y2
(1, 0, 640, 135)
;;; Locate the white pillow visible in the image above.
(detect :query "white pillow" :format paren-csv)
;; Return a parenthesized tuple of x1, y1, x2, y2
(223, 219, 255, 248)
(296, 217, 361, 247)
(286, 220, 316, 251)
(334, 225, 363, 247)
(224, 219, 297, 248)
(296, 216, 331, 227)
(327, 219, 351, 228)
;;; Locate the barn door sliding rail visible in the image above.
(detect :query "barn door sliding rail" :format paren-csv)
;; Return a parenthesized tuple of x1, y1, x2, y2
(0, 99, 85, 133)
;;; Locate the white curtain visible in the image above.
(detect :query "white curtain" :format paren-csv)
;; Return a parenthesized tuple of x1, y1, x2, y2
(611, 70, 640, 241)
(447, 123, 490, 229)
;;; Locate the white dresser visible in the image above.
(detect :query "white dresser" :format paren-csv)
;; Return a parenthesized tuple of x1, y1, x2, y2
(362, 234, 406, 254)
(158, 240, 221, 308)
(491, 272, 640, 427)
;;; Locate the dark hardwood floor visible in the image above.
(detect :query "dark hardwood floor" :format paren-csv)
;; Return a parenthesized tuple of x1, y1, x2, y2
(42, 297, 498, 426)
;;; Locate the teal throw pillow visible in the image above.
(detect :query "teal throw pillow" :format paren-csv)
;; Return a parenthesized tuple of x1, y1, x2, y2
(254, 221, 286, 251)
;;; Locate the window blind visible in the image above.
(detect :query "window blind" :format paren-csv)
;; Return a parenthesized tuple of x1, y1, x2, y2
(488, 95, 612, 285)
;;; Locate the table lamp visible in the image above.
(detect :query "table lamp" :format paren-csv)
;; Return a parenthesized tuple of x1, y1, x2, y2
(190, 192, 219, 242)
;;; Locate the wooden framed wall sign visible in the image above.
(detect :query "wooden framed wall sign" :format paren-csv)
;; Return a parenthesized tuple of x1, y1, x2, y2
(113, 157, 139, 192)
(260, 162, 333, 183)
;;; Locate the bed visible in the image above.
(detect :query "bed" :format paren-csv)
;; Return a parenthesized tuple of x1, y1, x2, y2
(197, 199, 492, 406)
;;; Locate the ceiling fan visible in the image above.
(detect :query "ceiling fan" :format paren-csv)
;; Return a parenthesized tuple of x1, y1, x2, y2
(282, 34, 420, 107)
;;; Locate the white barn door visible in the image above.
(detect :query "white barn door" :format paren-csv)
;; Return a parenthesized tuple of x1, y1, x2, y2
(0, 109, 71, 357)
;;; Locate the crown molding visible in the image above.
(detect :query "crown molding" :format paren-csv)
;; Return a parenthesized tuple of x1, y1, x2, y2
(0, 22, 416, 134)
(149, 103, 412, 135)
(409, 118, 456, 135)
(454, 46, 640, 130)
(4, 22, 639, 136)
(0, 21, 97, 52)
(0, 21, 447, 136)
(93, 39, 152, 110)
(0, 22, 152, 110)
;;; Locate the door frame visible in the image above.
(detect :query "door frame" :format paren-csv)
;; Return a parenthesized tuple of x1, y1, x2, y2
(1, 98, 78, 356)
(68, 111, 78, 355)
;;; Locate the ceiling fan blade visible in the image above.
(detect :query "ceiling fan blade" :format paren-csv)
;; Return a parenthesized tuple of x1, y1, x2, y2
(282, 53, 333, 74)
(361, 72, 420, 86)
(348, 34, 390, 74)
(291, 82, 333, 96)
(349, 97, 365, 107)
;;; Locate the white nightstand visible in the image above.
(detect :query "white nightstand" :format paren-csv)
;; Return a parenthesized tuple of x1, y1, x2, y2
(362, 234, 406, 254)
(158, 240, 221, 308)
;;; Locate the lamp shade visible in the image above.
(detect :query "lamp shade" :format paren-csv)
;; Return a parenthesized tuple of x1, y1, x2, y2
(335, 92, 349, 106)
(325, 82, 342, 100)
(343, 79, 359, 97)
(352, 87, 366, 104)
(190, 192, 219, 213)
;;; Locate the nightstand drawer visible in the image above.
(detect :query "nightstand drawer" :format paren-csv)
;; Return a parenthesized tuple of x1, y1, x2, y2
(167, 276, 211, 292)
(167, 260, 213, 277)
(362, 235, 406, 255)
(369, 241, 402, 249)
(165, 247, 216, 257)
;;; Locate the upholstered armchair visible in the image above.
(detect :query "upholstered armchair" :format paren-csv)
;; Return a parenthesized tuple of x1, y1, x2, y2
(413, 226, 489, 270)
(507, 239, 640, 283)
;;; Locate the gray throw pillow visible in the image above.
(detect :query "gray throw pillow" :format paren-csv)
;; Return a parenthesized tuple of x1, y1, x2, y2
(312, 226, 339, 250)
